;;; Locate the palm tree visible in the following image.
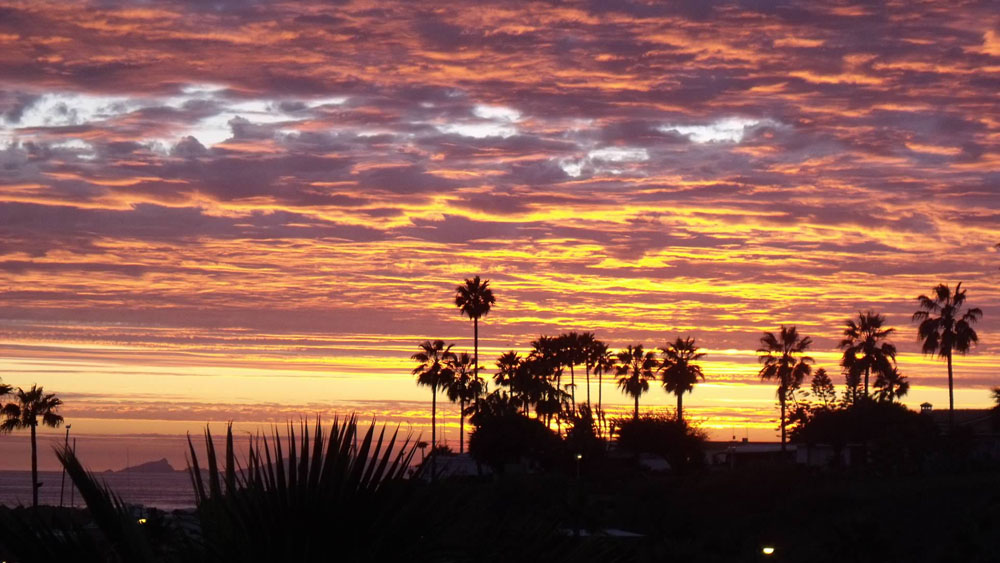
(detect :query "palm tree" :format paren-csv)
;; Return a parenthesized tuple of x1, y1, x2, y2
(494, 350, 522, 389)
(615, 344, 657, 420)
(757, 326, 813, 451)
(557, 332, 587, 413)
(839, 311, 897, 400)
(444, 352, 486, 454)
(874, 367, 910, 403)
(1, 385, 64, 507)
(592, 341, 615, 414)
(658, 337, 706, 423)
(454, 276, 496, 382)
(912, 282, 983, 427)
(411, 340, 456, 454)
(578, 332, 598, 408)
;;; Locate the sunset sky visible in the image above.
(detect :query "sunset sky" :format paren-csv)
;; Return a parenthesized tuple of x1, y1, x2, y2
(1, 0, 998, 470)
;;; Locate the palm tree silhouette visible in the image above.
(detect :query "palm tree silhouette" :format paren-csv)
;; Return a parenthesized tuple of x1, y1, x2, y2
(494, 350, 522, 389)
(557, 332, 587, 414)
(578, 332, 598, 408)
(592, 341, 615, 411)
(658, 337, 706, 423)
(757, 327, 813, 451)
(615, 344, 657, 420)
(445, 352, 485, 454)
(874, 367, 910, 403)
(411, 340, 456, 455)
(1, 385, 64, 507)
(455, 276, 495, 383)
(912, 282, 983, 427)
(839, 311, 897, 400)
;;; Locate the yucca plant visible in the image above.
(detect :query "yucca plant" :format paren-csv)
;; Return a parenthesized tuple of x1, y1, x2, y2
(187, 416, 421, 563)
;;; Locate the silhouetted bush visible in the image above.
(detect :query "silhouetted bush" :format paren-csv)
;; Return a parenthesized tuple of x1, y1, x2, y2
(564, 404, 606, 461)
(791, 400, 937, 470)
(468, 411, 563, 473)
(614, 414, 707, 473)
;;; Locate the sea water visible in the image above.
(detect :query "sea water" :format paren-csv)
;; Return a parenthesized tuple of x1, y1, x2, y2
(0, 470, 196, 510)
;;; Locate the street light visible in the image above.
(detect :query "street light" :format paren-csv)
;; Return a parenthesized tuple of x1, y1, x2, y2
(762, 546, 775, 556)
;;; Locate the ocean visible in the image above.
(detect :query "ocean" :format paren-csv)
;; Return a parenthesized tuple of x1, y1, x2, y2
(0, 470, 196, 510)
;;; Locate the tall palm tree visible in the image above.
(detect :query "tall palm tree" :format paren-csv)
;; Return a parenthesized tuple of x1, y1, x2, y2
(592, 341, 615, 415)
(411, 340, 456, 454)
(444, 352, 485, 454)
(578, 332, 598, 408)
(615, 344, 657, 420)
(757, 326, 813, 451)
(912, 282, 983, 427)
(839, 311, 897, 400)
(658, 337, 706, 423)
(874, 367, 910, 403)
(454, 276, 496, 382)
(1, 385, 64, 507)
(557, 332, 587, 414)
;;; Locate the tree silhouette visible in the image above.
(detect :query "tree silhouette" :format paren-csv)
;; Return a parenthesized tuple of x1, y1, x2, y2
(592, 341, 615, 427)
(658, 337, 706, 423)
(494, 350, 522, 389)
(757, 326, 813, 451)
(455, 276, 495, 383)
(557, 332, 588, 414)
(874, 366, 910, 403)
(412, 340, 456, 454)
(1, 385, 64, 507)
(839, 311, 897, 400)
(578, 332, 599, 408)
(615, 344, 657, 420)
(445, 352, 486, 454)
(810, 368, 837, 409)
(912, 282, 983, 428)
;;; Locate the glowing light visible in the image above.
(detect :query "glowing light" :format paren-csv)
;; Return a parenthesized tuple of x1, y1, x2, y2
(762, 546, 775, 555)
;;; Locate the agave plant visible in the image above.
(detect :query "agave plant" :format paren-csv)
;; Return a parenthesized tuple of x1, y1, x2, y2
(187, 416, 421, 563)
(0, 416, 423, 563)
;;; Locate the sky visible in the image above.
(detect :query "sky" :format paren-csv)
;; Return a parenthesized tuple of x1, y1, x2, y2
(1, 0, 998, 470)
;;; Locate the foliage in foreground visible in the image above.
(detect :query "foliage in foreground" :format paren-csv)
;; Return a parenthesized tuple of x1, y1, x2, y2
(188, 417, 420, 563)
(0, 417, 422, 563)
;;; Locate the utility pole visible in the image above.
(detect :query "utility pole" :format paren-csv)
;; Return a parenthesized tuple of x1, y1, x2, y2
(59, 424, 71, 507)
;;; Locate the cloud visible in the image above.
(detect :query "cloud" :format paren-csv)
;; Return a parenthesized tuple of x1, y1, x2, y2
(0, 0, 997, 434)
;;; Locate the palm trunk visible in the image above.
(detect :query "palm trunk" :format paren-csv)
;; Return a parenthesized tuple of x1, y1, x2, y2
(864, 366, 870, 398)
(569, 364, 576, 414)
(585, 366, 591, 408)
(947, 351, 954, 429)
(677, 393, 683, 423)
(31, 423, 38, 507)
(780, 397, 786, 452)
(459, 398, 465, 454)
(633, 395, 639, 420)
(597, 371, 603, 412)
(473, 317, 479, 380)
(431, 385, 437, 480)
